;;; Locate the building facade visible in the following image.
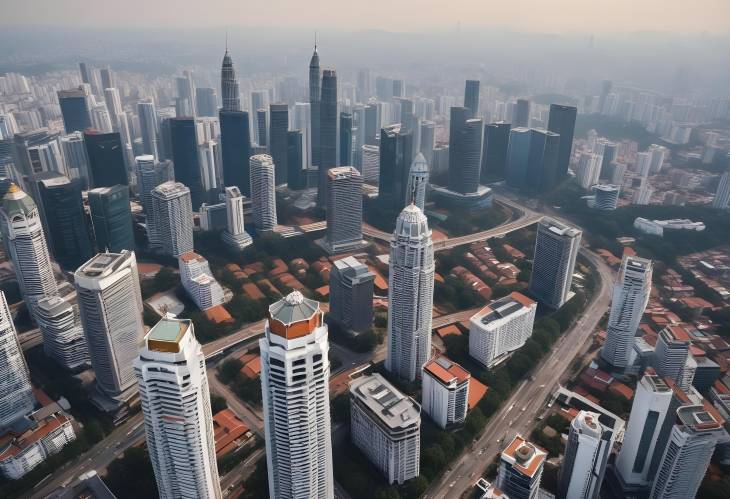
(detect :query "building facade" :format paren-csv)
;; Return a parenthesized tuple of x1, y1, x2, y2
(323, 166, 363, 254)
(0, 291, 35, 427)
(88, 184, 135, 253)
(35, 295, 90, 372)
(249, 154, 277, 231)
(422, 355, 470, 429)
(149, 181, 194, 257)
(178, 252, 225, 311)
(222, 186, 252, 251)
(498, 435, 546, 499)
(328, 256, 375, 334)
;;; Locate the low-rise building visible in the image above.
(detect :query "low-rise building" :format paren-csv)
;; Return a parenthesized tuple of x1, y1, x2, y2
(634, 217, 706, 237)
(178, 252, 225, 310)
(422, 356, 470, 429)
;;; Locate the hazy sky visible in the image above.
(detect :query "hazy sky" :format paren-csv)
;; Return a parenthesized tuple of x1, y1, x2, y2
(3, 0, 729, 33)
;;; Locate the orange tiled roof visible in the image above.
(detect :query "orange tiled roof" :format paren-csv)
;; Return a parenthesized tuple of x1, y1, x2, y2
(436, 324, 462, 338)
(241, 356, 261, 379)
(205, 305, 234, 324)
(213, 409, 249, 457)
(468, 378, 488, 409)
(424, 356, 470, 385)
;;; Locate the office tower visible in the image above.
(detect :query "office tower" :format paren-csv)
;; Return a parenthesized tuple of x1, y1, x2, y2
(198, 140, 219, 203)
(88, 185, 134, 253)
(99, 66, 114, 89)
(422, 356, 470, 429)
(481, 122, 511, 183)
(286, 130, 305, 190)
(547, 104, 577, 179)
(379, 124, 413, 210)
(254, 109, 268, 148)
(648, 404, 723, 499)
(268, 103, 289, 185)
(713, 171, 730, 209)
(392, 79, 405, 98)
(103, 88, 123, 122)
(364, 104, 378, 145)
(0, 113, 19, 139)
(357, 68, 370, 101)
(505, 127, 531, 189)
(469, 292, 538, 368)
(464, 79, 480, 118)
(590, 184, 620, 210)
(362, 144, 380, 184)
(635, 151, 652, 177)
(222, 185, 252, 251)
(529, 217, 582, 309)
(386, 204, 434, 381)
(179, 252, 225, 310)
(169, 118, 204, 209)
(407, 152, 429, 211)
(89, 104, 114, 133)
(135, 315, 221, 499)
(251, 91, 268, 142)
(199, 202, 227, 231)
(351, 106, 366, 170)
(576, 152, 602, 190)
(79, 61, 92, 86)
(398, 98, 416, 135)
(498, 435, 546, 499)
(136, 155, 174, 214)
(83, 130, 128, 187)
(647, 144, 668, 173)
(596, 140, 617, 180)
(525, 129, 561, 193)
(36, 174, 92, 269)
(0, 291, 35, 427)
(600, 255, 652, 370)
(448, 106, 469, 178)
(260, 291, 334, 499)
(557, 411, 614, 499)
(219, 110, 251, 196)
(195, 88, 217, 118)
(419, 120, 435, 167)
(318, 69, 338, 206)
(59, 132, 89, 183)
(57, 86, 92, 133)
(175, 71, 196, 117)
(75, 250, 144, 407)
(249, 154, 277, 231)
(149, 181, 194, 257)
(0, 184, 58, 317)
(339, 112, 353, 166)
(654, 326, 691, 387)
(323, 166, 363, 254)
(221, 49, 241, 112)
(329, 256, 374, 334)
(36, 295, 89, 372)
(449, 117, 482, 194)
(25, 140, 66, 179)
(293, 102, 311, 169)
(309, 45, 321, 173)
(12, 128, 61, 185)
(598, 80, 612, 113)
(350, 374, 421, 484)
(137, 100, 159, 158)
(513, 99, 530, 127)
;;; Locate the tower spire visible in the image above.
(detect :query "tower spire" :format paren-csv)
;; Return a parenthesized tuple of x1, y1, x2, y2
(314, 30, 317, 51)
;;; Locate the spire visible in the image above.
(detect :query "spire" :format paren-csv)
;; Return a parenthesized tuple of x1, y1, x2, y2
(225, 29, 228, 53)
(314, 30, 318, 52)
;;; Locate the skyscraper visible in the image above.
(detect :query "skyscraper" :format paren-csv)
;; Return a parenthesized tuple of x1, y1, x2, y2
(407, 152, 429, 211)
(525, 129, 561, 194)
(135, 315, 221, 499)
(75, 250, 144, 408)
(339, 112, 353, 166)
(448, 106, 468, 182)
(255, 109, 268, 148)
(58, 86, 92, 134)
(35, 295, 90, 372)
(100, 66, 114, 90)
(222, 186, 252, 251)
(528, 217, 582, 309)
(600, 255, 652, 370)
(419, 120, 435, 167)
(713, 170, 730, 209)
(260, 291, 334, 499)
(513, 99, 530, 127)
(448, 117, 483, 194)
(318, 69, 338, 206)
(219, 109, 252, 195)
(323, 166, 363, 254)
(149, 181, 194, 257)
(293, 102, 311, 169)
(364, 104, 378, 145)
(481, 122, 511, 183)
(498, 435, 546, 499)
(83, 130, 128, 187)
(386, 204, 434, 381)
(136, 155, 174, 215)
(195, 88, 217, 118)
(422, 356, 470, 429)
(268, 103, 289, 185)
(379, 124, 413, 211)
(547, 104, 577, 179)
(576, 152, 603, 190)
(464, 79, 480, 119)
(362, 144, 380, 185)
(557, 411, 614, 499)
(137, 100, 159, 159)
(654, 325, 692, 388)
(329, 256, 375, 334)
(309, 44, 321, 175)
(88, 185, 135, 253)
(221, 48, 241, 112)
(0, 290, 35, 427)
(286, 130, 305, 190)
(0, 184, 58, 318)
(59, 132, 90, 184)
(169, 118, 204, 210)
(249, 154, 277, 231)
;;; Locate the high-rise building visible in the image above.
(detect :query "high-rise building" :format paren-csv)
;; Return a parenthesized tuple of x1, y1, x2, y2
(260, 291, 334, 499)
(422, 355, 470, 429)
(498, 435, 546, 499)
(12, 128, 62, 188)
(88, 185, 135, 253)
(647, 144, 668, 173)
(505, 127, 531, 189)
(547, 104, 577, 179)
(329, 256, 375, 334)
(654, 325, 692, 387)
(35, 295, 89, 372)
(589, 184, 620, 210)
(222, 185, 252, 251)
(175, 71, 197, 117)
(464, 80, 480, 119)
(36, 174, 93, 269)
(286, 130, 306, 190)
(379, 124, 413, 211)
(595, 139, 617, 180)
(419, 120, 435, 167)
(195, 87, 217, 118)
(199, 202, 227, 232)
(83, 130, 128, 187)
(219, 109, 251, 195)
(0, 184, 58, 318)
(255, 109, 267, 148)
(135, 315, 221, 499)
(198, 139, 220, 203)
(293, 102, 311, 169)
(480, 122, 511, 183)
(59, 132, 90, 184)
(350, 373, 421, 484)
(0, 291, 35, 427)
(529, 217, 581, 309)
(75, 251, 144, 408)
(268, 103, 289, 185)
(576, 152, 602, 190)
(179, 252, 225, 310)
(713, 171, 730, 209)
(309, 45, 321, 175)
(557, 411, 614, 499)
(362, 144, 380, 185)
(323, 166, 363, 254)
(318, 69, 338, 206)
(89, 104, 114, 133)
(339, 112, 353, 166)
(169, 118, 204, 210)
(149, 181, 194, 257)
(57, 86, 92, 134)
(407, 152, 429, 211)
(513, 99, 530, 128)
(524, 129, 561, 193)
(221, 49, 241, 112)
(386, 204, 434, 381)
(448, 117, 483, 194)
(137, 100, 160, 159)
(136, 155, 174, 215)
(600, 255, 652, 370)
(351, 106, 366, 170)
(249, 154, 277, 231)
(364, 104, 378, 146)
(469, 292, 538, 368)
(100, 66, 114, 90)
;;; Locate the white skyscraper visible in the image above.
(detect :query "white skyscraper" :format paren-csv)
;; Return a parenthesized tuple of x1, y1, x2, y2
(35, 295, 90, 372)
(557, 411, 614, 499)
(60, 132, 90, 182)
(0, 184, 58, 319)
(90, 104, 114, 133)
(361, 144, 380, 185)
(249, 154, 277, 232)
(135, 315, 221, 499)
(406, 152, 429, 211)
(149, 181, 194, 257)
(576, 152, 602, 190)
(600, 255, 652, 370)
(422, 355, 470, 429)
(0, 291, 35, 427)
(635, 151, 652, 178)
(386, 204, 435, 381)
(293, 102, 311, 168)
(713, 171, 730, 210)
(75, 251, 144, 408)
(653, 325, 691, 388)
(647, 144, 668, 173)
(198, 139, 220, 196)
(178, 252, 225, 311)
(222, 186, 252, 250)
(136, 155, 174, 215)
(260, 291, 334, 499)
(137, 99, 160, 159)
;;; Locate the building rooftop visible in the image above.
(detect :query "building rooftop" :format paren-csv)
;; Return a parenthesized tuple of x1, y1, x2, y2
(327, 166, 360, 179)
(473, 292, 535, 326)
(677, 404, 723, 432)
(423, 355, 470, 386)
(267, 291, 323, 340)
(350, 374, 420, 431)
(146, 315, 190, 353)
(75, 251, 131, 279)
(501, 435, 546, 479)
(642, 371, 672, 393)
(2, 183, 37, 216)
(179, 251, 207, 264)
(540, 217, 581, 238)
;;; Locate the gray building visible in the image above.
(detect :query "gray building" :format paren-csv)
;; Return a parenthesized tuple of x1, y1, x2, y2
(464, 80, 480, 119)
(269, 103, 289, 185)
(323, 166, 363, 254)
(329, 256, 375, 334)
(528, 217, 581, 309)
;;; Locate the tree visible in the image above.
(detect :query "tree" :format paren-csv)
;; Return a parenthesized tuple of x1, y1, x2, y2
(375, 486, 402, 499)
(210, 393, 228, 414)
(402, 476, 428, 499)
(218, 358, 243, 384)
(104, 447, 159, 499)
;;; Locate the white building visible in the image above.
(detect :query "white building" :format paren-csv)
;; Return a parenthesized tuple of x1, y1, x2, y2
(59, 132, 90, 182)
(361, 144, 380, 185)
(137, 99, 160, 158)
(407, 152, 429, 211)
(557, 411, 614, 499)
(422, 355, 470, 429)
(0, 184, 58, 320)
(386, 204, 435, 381)
(260, 291, 334, 499)
(198, 140, 220, 196)
(35, 295, 90, 371)
(635, 151, 652, 178)
(0, 291, 35, 427)
(75, 251, 144, 409)
(713, 171, 730, 210)
(178, 252, 225, 311)
(654, 325, 691, 388)
(135, 315, 221, 499)
(293, 102, 311, 169)
(135, 155, 173, 215)
(249, 154, 277, 232)
(221, 186, 252, 250)
(469, 292, 537, 368)
(350, 374, 421, 484)
(648, 144, 668, 173)
(576, 152, 602, 190)
(498, 435, 546, 499)
(600, 255, 652, 370)
(589, 184, 620, 211)
(632, 181, 653, 205)
(633, 217, 706, 237)
(149, 181, 194, 257)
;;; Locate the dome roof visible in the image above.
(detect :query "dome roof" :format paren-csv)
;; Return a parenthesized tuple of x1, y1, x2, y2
(394, 204, 430, 239)
(2, 184, 37, 217)
(410, 152, 428, 174)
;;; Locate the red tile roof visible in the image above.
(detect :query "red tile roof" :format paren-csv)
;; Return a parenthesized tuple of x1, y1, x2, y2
(468, 378, 488, 409)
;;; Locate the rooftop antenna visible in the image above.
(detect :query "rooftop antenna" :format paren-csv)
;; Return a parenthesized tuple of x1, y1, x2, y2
(225, 28, 229, 52)
(314, 30, 317, 51)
